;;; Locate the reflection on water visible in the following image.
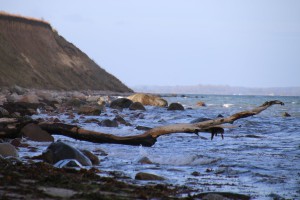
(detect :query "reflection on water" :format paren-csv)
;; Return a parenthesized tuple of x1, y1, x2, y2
(27, 95, 300, 199)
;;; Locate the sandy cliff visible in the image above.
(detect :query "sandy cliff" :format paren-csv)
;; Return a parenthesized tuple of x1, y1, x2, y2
(0, 12, 133, 92)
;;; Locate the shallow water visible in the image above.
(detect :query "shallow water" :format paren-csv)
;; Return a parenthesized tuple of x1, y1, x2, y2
(28, 95, 300, 199)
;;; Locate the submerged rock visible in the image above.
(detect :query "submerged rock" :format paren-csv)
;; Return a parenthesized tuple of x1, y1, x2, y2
(0, 143, 19, 157)
(138, 156, 153, 164)
(282, 112, 291, 117)
(135, 172, 165, 181)
(196, 101, 206, 107)
(41, 141, 92, 166)
(100, 119, 118, 127)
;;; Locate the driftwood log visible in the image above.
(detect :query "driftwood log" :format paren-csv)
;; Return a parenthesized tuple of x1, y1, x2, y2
(37, 100, 284, 147)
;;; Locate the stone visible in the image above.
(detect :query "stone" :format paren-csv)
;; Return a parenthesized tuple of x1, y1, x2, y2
(167, 102, 184, 111)
(196, 101, 206, 107)
(136, 126, 151, 131)
(283, 112, 291, 117)
(138, 157, 153, 164)
(80, 149, 100, 165)
(191, 171, 201, 176)
(0, 107, 10, 117)
(202, 193, 226, 200)
(65, 98, 85, 107)
(0, 143, 19, 157)
(41, 141, 92, 166)
(135, 172, 165, 181)
(190, 117, 212, 123)
(114, 115, 127, 125)
(127, 93, 168, 107)
(110, 98, 133, 109)
(10, 85, 26, 95)
(18, 94, 40, 104)
(129, 102, 146, 111)
(78, 105, 101, 116)
(54, 159, 83, 168)
(21, 123, 54, 142)
(100, 119, 118, 127)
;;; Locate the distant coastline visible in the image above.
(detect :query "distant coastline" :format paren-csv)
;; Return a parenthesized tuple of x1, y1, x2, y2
(132, 85, 300, 96)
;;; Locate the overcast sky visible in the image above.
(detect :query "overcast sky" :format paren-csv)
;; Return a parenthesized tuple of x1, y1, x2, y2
(1, 0, 300, 87)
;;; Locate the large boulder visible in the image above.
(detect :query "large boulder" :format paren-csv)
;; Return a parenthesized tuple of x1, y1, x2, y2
(41, 141, 92, 166)
(127, 93, 168, 107)
(0, 143, 19, 157)
(110, 98, 133, 109)
(167, 102, 184, 111)
(21, 123, 54, 142)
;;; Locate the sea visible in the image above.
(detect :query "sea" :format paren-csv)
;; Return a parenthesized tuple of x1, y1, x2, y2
(25, 94, 299, 199)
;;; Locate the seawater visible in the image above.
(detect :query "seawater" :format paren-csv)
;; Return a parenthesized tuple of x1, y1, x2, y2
(29, 95, 300, 199)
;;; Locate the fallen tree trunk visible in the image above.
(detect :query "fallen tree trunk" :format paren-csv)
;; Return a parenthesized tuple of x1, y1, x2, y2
(38, 100, 284, 147)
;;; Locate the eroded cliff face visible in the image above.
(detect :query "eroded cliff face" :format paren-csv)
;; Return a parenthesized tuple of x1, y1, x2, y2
(0, 13, 133, 92)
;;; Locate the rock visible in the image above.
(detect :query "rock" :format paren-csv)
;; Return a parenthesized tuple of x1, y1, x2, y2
(190, 117, 212, 123)
(138, 157, 153, 164)
(10, 85, 26, 95)
(2, 101, 39, 116)
(196, 101, 206, 107)
(100, 119, 118, 127)
(0, 107, 10, 117)
(18, 94, 40, 104)
(110, 98, 133, 109)
(167, 102, 184, 111)
(113, 115, 128, 125)
(80, 149, 100, 165)
(129, 102, 146, 111)
(136, 126, 152, 131)
(283, 112, 291, 117)
(217, 114, 224, 118)
(65, 98, 86, 107)
(78, 105, 101, 116)
(127, 93, 168, 107)
(191, 171, 201, 176)
(135, 172, 165, 181)
(21, 123, 54, 142)
(41, 141, 92, 166)
(0, 143, 19, 157)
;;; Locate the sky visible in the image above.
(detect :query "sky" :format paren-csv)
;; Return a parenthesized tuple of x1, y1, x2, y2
(1, 0, 300, 88)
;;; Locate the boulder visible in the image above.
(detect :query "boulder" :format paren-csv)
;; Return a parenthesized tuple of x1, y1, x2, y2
(283, 112, 291, 117)
(196, 101, 206, 107)
(10, 85, 26, 95)
(18, 94, 40, 104)
(0, 143, 19, 157)
(110, 98, 133, 109)
(78, 105, 101, 116)
(65, 98, 86, 107)
(41, 141, 92, 166)
(190, 117, 212, 123)
(129, 102, 146, 111)
(135, 172, 165, 180)
(167, 103, 184, 111)
(100, 119, 118, 127)
(21, 123, 54, 142)
(80, 149, 100, 165)
(127, 93, 168, 107)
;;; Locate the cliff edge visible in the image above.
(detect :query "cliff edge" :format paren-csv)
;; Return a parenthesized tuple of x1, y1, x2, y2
(0, 12, 133, 92)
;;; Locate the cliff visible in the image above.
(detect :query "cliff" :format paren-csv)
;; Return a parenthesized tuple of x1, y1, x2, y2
(0, 12, 133, 92)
